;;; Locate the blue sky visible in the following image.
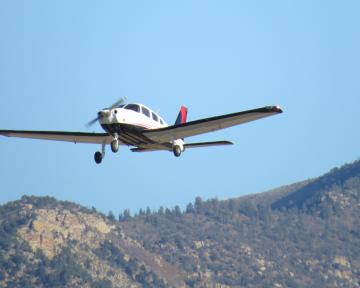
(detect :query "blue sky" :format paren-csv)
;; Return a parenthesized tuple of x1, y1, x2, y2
(0, 1, 359, 215)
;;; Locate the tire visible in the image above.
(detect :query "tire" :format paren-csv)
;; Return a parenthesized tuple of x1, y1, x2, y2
(173, 145, 181, 157)
(94, 151, 102, 164)
(111, 140, 119, 153)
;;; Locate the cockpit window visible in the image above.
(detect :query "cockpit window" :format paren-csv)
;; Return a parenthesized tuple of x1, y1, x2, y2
(160, 119, 164, 125)
(142, 106, 150, 118)
(117, 104, 125, 108)
(152, 112, 159, 122)
(124, 104, 140, 113)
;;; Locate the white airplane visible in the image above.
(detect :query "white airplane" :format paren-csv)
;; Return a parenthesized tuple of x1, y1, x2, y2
(0, 98, 283, 164)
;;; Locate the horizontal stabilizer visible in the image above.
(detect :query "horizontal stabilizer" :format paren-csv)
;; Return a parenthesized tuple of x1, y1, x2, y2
(131, 147, 165, 153)
(184, 141, 233, 149)
(131, 141, 232, 153)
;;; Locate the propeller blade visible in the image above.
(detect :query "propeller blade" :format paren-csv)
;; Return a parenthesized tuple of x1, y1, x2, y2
(109, 96, 127, 109)
(86, 116, 100, 128)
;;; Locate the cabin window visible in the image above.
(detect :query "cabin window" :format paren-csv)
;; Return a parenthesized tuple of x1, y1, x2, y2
(124, 104, 140, 113)
(152, 112, 159, 122)
(142, 106, 150, 118)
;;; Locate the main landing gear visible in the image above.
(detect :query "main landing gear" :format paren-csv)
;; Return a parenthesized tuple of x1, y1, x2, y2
(94, 151, 103, 164)
(94, 140, 107, 164)
(173, 145, 182, 157)
(111, 139, 119, 153)
(94, 137, 119, 164)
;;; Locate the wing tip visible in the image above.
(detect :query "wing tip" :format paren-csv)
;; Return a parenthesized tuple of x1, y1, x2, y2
(216, 140, 233, 145)
(266, 106, 283, 113)
(0, 130, 11, 136)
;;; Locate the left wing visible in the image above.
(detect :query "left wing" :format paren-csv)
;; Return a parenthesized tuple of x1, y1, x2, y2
(143, 106, 282, 143)
(0, 130, 113, 144)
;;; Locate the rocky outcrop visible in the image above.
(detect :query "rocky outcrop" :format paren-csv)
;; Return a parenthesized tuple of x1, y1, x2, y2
(7, 199, 184, 287)
(18, 206, 115, 259)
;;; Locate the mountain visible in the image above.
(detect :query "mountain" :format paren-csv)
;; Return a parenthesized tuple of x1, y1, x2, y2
(1, 160, 360, 287)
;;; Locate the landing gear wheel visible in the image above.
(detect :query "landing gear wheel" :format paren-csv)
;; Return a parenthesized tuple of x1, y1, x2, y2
(111, 140, 119, 153)
(173, 145, 182, 157)
(94, 151, 102, 164)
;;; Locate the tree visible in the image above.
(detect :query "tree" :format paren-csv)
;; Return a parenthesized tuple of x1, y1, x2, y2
(173, 205, 181, 216)
(107, 211, 115, 221)
(194, 197, 203, 213)
(123, 209, 131, 221)
(239, 201, 258, 218)
(186, 203, 195, 213)
(158, 206, 164, 215)
(146, 207, 152, 216)
(228, 198, 237, 213)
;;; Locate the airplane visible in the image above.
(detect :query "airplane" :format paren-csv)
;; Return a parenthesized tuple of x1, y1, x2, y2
(0, 98, 283, 164)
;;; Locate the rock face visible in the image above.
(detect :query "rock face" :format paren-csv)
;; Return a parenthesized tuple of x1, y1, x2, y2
(18, 207, 114, 259)
(1, 159, 360, 287)
(0, 197, 184, 287)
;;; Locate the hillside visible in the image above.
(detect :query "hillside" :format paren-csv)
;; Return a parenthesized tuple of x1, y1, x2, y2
(1, 160, 360, 287)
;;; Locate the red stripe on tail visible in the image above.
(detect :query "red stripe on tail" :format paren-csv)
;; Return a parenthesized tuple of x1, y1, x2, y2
(175, 106, 188, 125)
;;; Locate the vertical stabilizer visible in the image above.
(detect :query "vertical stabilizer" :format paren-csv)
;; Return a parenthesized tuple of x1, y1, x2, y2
(174, 106, 188, 125)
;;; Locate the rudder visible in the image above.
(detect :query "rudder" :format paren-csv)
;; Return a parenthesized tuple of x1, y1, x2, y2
(174, 106, 188, 125)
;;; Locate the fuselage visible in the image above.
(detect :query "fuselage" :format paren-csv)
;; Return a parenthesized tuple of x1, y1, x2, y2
(98, 103, 183, 149)
(99, 103, 167, 129)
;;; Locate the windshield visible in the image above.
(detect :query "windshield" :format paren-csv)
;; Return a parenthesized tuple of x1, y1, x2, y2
(124, 104, 140, 113)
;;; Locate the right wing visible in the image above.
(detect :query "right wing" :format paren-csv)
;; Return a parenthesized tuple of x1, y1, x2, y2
(0, 130, 113, 144)
(144, 106, 282, 143)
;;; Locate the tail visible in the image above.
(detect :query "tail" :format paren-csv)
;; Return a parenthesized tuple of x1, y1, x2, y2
(174, 106, 188, 125)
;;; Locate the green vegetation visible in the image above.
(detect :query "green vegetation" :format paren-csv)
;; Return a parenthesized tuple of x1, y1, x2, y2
(0, 160, 359, 287)
(120, 160, 360, 287)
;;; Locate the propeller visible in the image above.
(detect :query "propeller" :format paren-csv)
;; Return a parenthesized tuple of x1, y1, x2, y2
(108, 96, 127, 110)
(86, 96, 127, 128)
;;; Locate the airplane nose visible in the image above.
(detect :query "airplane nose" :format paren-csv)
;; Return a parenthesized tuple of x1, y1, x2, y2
(99, 110, 111, 117)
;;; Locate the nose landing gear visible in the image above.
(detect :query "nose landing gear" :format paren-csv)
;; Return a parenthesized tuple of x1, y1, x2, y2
(111, 133, 119, 153)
